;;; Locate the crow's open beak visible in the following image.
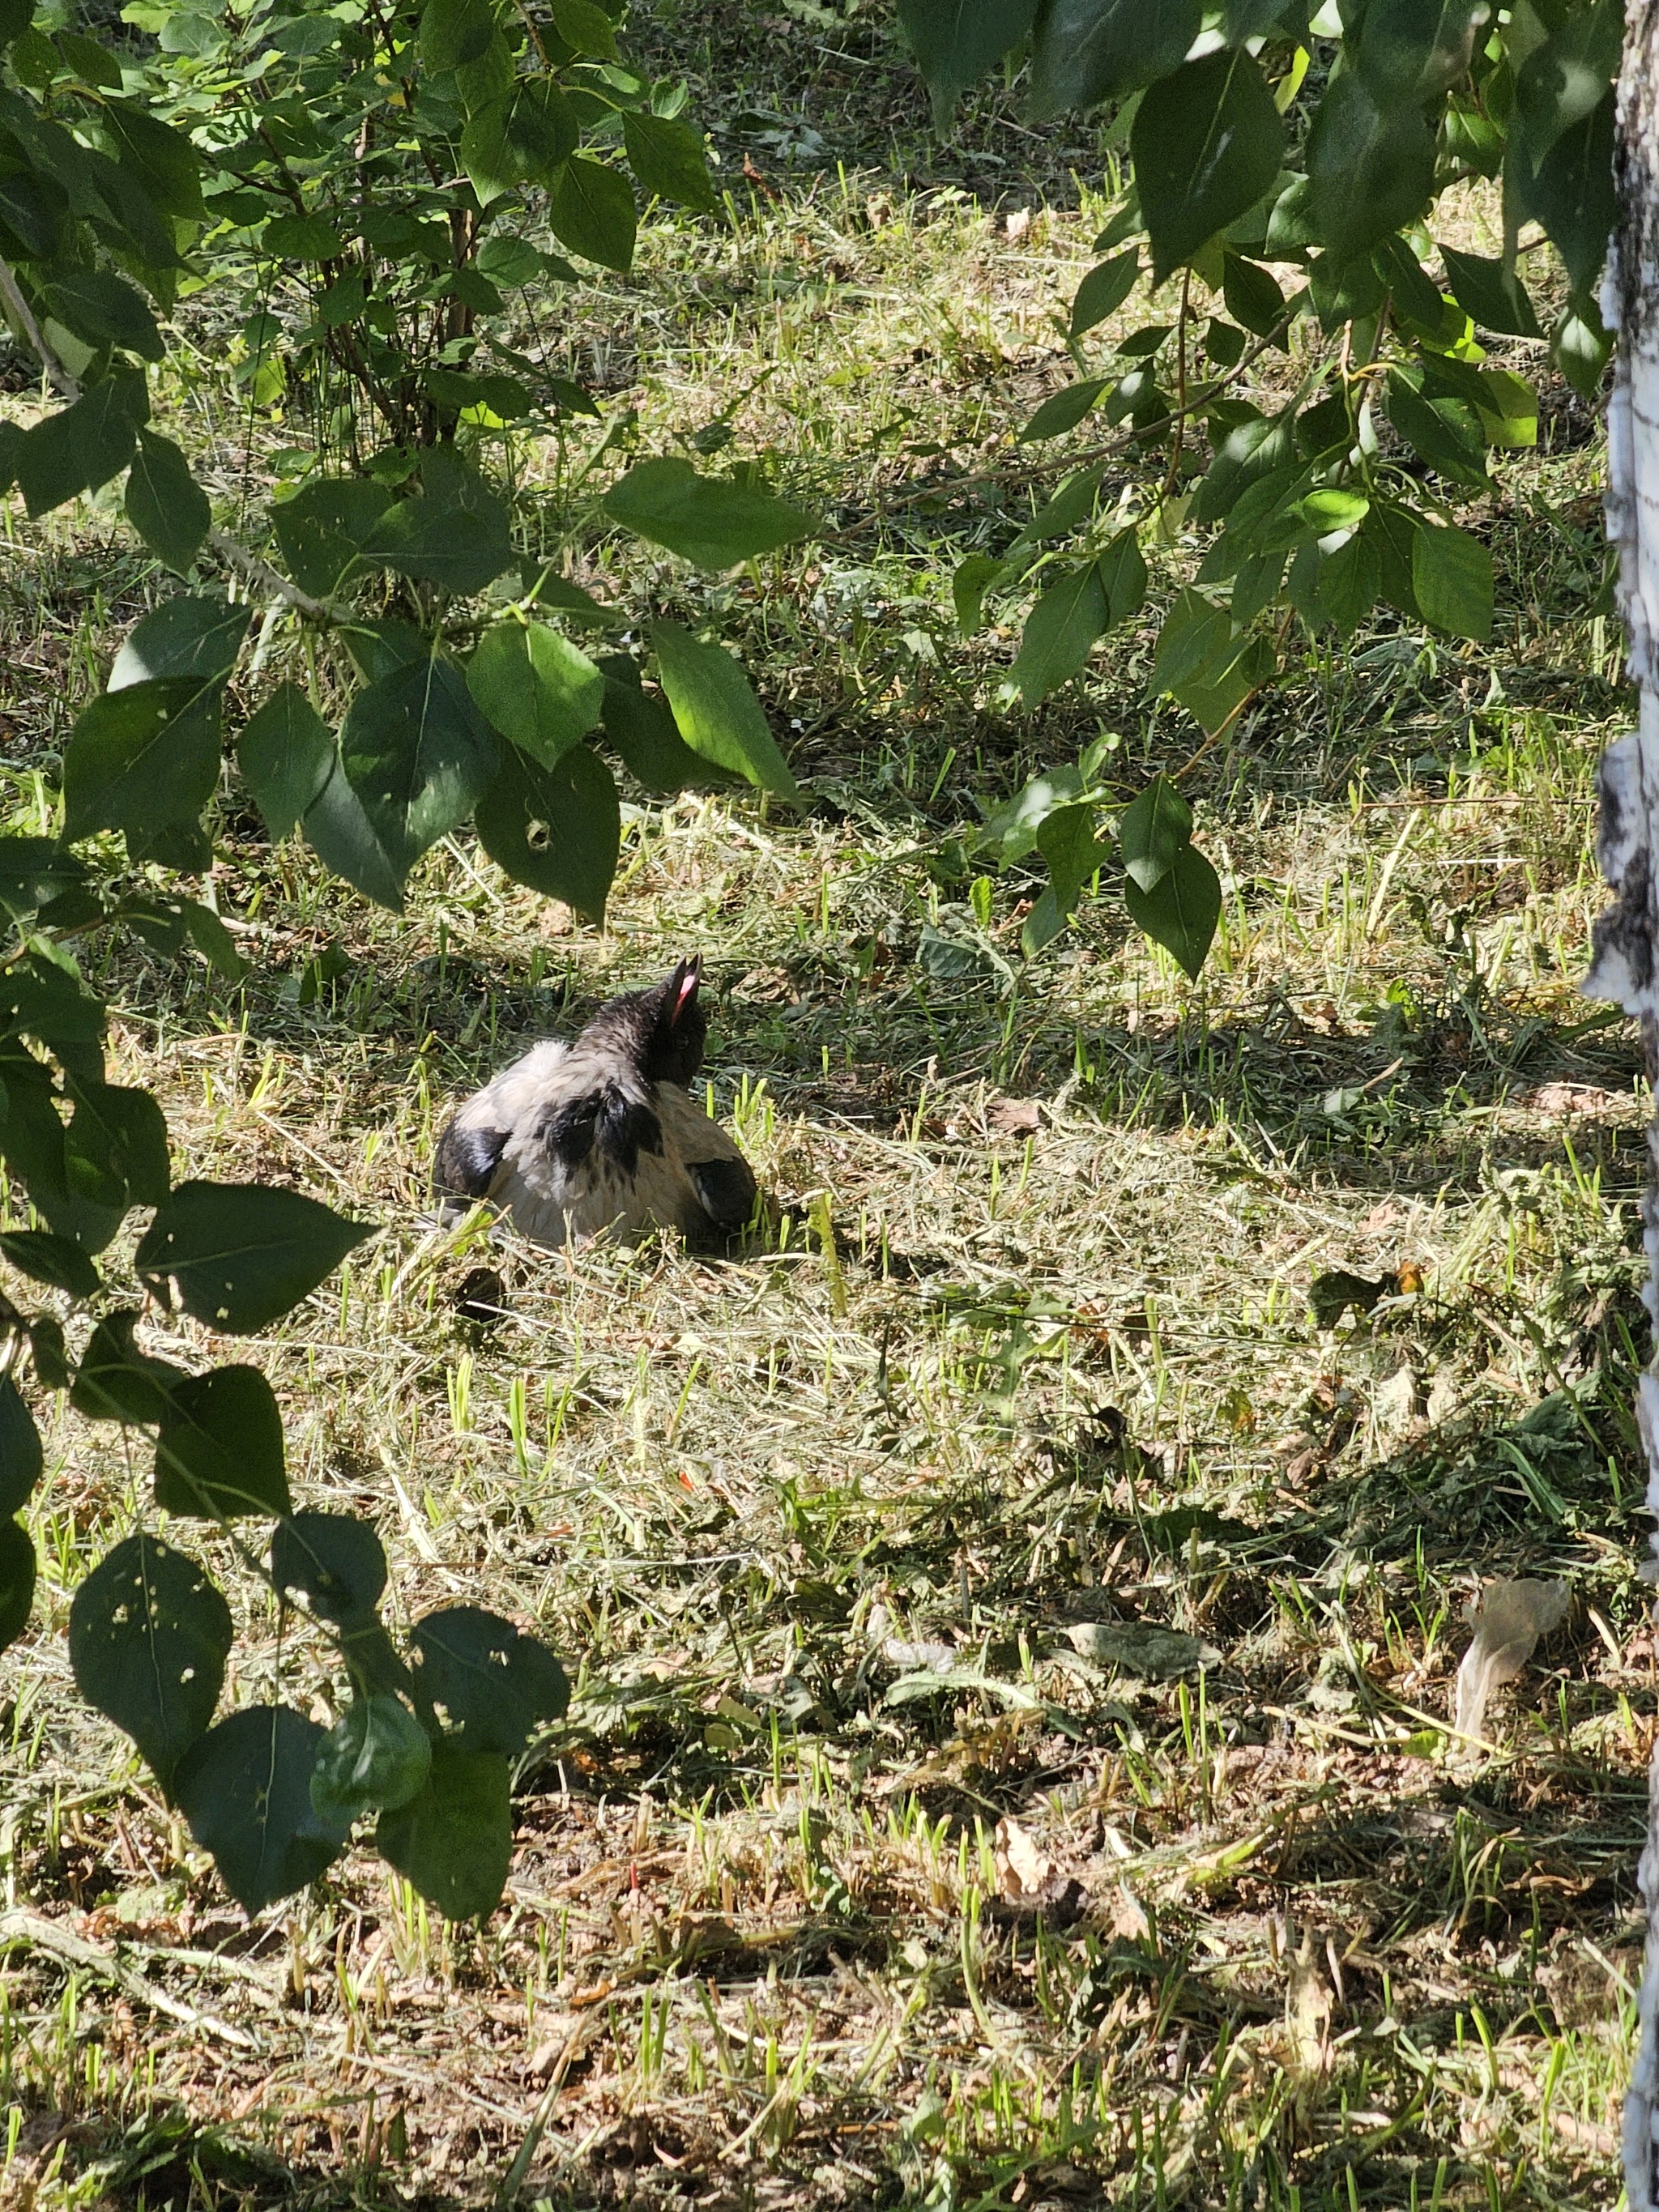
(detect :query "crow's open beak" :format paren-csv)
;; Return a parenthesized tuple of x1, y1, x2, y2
(668, 954, 702, 1026)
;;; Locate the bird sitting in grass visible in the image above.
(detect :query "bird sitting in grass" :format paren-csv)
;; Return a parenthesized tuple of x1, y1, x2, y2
(433, 957, 758, 1250)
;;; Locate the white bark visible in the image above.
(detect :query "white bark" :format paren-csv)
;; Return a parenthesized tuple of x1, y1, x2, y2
(1599, 8, 1659, 2205)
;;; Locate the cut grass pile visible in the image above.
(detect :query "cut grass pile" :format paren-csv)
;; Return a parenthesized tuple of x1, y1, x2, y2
(0, 11, 1650, 2208)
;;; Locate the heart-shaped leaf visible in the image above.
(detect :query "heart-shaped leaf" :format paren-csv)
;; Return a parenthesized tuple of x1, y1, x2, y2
(69, 1532, 231, 1788)
(136, 1180, 372, 1334)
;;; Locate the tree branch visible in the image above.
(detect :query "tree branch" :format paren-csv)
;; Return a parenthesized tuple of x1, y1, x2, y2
(1, 253, 345, 624)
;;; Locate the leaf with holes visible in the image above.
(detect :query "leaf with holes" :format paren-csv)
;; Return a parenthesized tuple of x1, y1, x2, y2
(155, 1366, 291, 1519)
(69, 1533, 231, 1788)
(271, 1511, 388, 1625)
(173, 1706, 347, 1912)
(408, 1605, 569, 1754)
(376, 1741, 514, 1920)
(136, 1181, 372, 1335)
(71, 1310, 187, 1426)
(474, 742, 620, 923)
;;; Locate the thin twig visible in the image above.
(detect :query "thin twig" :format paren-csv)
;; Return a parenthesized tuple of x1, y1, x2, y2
(0, 1907, 263, 2051)
(1, 251, 343, 622)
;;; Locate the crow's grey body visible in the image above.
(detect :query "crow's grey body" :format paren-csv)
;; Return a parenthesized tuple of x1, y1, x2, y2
(432, 961, 757, 1249)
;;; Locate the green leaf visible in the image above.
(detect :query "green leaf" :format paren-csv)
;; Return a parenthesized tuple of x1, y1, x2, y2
(125, 433, 209, 575)
(375, 1741, 513, 1920)
(899, 0, 1036, 126)
(0, 1518, 34, 1652)
(1354, 0, 1489, 106)
(1022, 802, 1110, 955)
(1124, 839, 1222, 979)
(1010, 560, 1110, 707)
(1100, 529, 1149, 629)
(461, 94, 555, 205)
(71, 1309, 186, 1425)
(0, 950, 106, 1049)
(474, 741, 621, 923)
(1553, 302, 1611, 400)
(596, 659, 715, 793)
(1193, 412, 1294, 524)
(0, 1377, 44, 1518)
(1153, 589, 1233, 694)
(1029, 0, 1201, 123)
(136, 1180, 372, 1335)
(177, 901, 244, 982)
(1309, 525, 1382, 637)
(0, 1227, 100, 1299)
(1133, 50, 1284, 286)
(1373, 234, 1448, 335)
(1512, 89, 1616, 297)
(48, 268, 162, 360)
(1118, 775, 1193, 894)
(262, 211, 345, 257)
(271, 1512, 388, 1624)
(1387, 371, 1489, 489)
(1412, 521, 1492, 641)
(1222, 252, 1286, 341)
(1068, 249, 1138, 339)
(1306, 74, 1435, 266)
(14, 370, 148, 518)
(649, 621, 800, 799)
(1008, 468, 1107, 556)
(237, 684, 336, 842)
(1018, 377, 1108, 442)
(337, 658, 500, 880)
(467, 624, 604, 769)
(603, 456, 814, 569)
(551, 0, 617, 57)
(420, 0, 495, 70)
(622, 110, 719, 212)
(548, 156, 636, 272)
(0, 837, 87, 920)
(311, 1694, 432, 1826)
(112, 596, 249, 689)
(953, 553, 1004, 635)
(68, 1532, 231, 1790)
(407, 1605, 569, 1754)
(173, 1706, 346, 1912)
(63, 1076, 168, 1212)
(301, 753, 408, 914)
(155, 1365, 291, 1519)
(1361, 502, 1422, 619)
(272, 477, 393, 599)
(101, 98, 203, 219)
(1439, 245, 1541, 339)
(61, 681, 217, 846)
(361, 447, 514, 597)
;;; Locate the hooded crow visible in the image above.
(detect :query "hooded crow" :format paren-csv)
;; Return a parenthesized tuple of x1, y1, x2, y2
(433, 957, 757, 1249)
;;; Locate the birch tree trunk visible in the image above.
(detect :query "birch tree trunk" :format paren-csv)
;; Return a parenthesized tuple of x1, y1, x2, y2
(1599, 7, 1659, 2201)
